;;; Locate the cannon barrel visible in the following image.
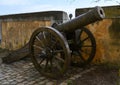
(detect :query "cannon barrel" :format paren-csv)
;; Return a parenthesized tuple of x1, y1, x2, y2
(56, 6, 105, 32)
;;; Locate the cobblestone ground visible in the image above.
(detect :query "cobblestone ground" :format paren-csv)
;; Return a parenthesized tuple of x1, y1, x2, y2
(0, 58, 59, 85)
(0, 57, 96, 85)
(0, 51, 119, 85)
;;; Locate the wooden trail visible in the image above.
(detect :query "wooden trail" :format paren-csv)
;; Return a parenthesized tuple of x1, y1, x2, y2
(2, 43, 30, 63)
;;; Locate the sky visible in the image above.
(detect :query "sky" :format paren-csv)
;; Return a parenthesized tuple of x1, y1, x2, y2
(0, 0, 119, 17)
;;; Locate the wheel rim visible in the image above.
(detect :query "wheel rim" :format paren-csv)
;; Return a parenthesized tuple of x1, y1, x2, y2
(71, 27, 96, 66)
(29, 27, 71, 78)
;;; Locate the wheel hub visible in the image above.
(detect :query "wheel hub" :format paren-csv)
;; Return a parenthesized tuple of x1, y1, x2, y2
(46, 47, 53, 59)
(40, 47, 53, 59)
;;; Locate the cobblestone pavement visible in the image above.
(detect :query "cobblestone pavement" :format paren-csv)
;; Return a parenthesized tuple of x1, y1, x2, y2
(0, 57, 95, 85)
(0, 59, 55, 85)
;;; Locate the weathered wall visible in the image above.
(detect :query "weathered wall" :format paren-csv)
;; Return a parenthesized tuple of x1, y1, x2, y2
(86, 19, 120, 64)
(76, 5, 120, 64)
(1, 21, 51, 50)
(0, 11, 68, 50)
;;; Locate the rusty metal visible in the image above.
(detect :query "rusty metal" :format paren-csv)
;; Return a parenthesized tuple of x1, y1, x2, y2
(29, 6, 105, 78)
(56, 6, 105, 32)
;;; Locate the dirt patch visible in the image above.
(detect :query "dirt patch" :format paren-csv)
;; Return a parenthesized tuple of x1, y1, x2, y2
(73, 65, 119, 85)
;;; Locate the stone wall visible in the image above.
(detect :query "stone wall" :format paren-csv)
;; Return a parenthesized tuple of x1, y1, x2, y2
(76, 5, 120, 64)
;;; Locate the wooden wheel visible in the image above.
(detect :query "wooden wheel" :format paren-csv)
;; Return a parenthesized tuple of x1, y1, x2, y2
(71, 27, 96, 67)
(29, 27, 71, 78)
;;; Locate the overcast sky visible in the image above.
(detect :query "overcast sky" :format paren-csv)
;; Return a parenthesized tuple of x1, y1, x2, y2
(0, 0, 119, 16)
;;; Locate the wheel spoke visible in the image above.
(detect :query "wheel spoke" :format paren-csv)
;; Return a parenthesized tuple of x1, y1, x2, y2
(81, 37, 89, 43)
(55, 55, 65, 63)
(81, 45, 93, 47)
(36, 36, 45, 47)
(43, 31, 46, 39)
(39, 58, 45, 65)
(46, 33, 53, 46)
(33, 45, 43, 50)
(78, 51, 86, 62)
(45, 59, 49, 69)
(42, 31, 49, 46)
(80, 49, 90, 55)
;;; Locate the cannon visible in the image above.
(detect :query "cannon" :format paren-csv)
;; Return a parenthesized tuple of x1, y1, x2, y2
(29, 6, 105, 78)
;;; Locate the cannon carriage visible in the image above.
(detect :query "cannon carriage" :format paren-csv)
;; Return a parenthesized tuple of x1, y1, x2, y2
(29, 6, 105, 78)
